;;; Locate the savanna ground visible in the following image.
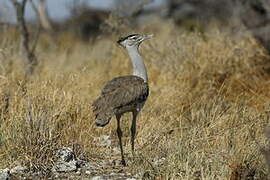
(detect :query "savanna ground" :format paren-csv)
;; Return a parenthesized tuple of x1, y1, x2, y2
(0, 21, 270, 179)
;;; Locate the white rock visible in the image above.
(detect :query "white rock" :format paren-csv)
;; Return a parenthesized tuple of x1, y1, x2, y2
(10, 165, 27, 174)
(85, 170, 91, 175)
(112, 147, 121, 154)
(75, 170, 81, 175)
(152, 157, 166, 165)
(91, 176, 106, 180)
(95, 135, 112, 147)
(0, 168, 10, 180)
(52, 147, 78, 173)
(80, 162, 100, 169)
(53, 173, 59, 179)
(55, 147, 75, 162)
(52, 159, 77, 173)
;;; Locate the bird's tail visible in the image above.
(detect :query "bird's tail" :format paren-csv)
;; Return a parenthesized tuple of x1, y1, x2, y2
(92, 97, 114, 127)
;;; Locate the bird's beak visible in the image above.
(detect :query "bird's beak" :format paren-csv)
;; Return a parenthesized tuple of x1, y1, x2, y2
(143, 34, 154, 40)
(117, 39, 122, 45)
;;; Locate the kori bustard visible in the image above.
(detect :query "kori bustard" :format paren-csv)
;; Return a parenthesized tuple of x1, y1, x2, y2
(92, 34, 152, 165)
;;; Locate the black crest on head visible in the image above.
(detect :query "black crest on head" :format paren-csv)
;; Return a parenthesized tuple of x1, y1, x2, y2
(117, 34, 140, 44)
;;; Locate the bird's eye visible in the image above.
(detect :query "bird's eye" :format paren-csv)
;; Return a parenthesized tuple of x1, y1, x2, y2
(130, 37, 137, 40)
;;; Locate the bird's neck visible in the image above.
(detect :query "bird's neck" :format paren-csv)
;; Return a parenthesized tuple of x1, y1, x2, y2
(126, 46, 148, 82)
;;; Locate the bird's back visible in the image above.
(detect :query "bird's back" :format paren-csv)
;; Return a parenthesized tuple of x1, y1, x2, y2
(92, 75, 149, 125)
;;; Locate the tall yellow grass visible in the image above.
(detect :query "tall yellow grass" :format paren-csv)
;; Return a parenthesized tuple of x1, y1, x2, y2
(0, 22, 270, 179)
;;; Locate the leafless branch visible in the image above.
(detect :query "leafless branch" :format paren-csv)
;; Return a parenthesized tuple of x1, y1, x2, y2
(29, 0, 39, 16)
(29, 0, 53, 31)
(28, 0, 42, 54)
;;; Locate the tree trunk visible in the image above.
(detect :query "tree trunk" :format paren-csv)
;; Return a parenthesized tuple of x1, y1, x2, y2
(11, 0, 37, 74)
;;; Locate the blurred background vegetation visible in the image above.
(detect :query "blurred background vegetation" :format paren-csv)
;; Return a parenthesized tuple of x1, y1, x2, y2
(1, 0, 270, 56)
(1, 0, 270, 51)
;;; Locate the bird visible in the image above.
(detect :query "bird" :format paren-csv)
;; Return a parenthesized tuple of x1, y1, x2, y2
(92, 34, 153, 166)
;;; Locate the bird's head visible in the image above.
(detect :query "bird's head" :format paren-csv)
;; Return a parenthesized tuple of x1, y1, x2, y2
(117, 34, 153, 49)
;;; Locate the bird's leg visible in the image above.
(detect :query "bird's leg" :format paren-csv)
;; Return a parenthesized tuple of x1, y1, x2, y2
(116, 114, 126, 166)
(131, 111, 138, 156)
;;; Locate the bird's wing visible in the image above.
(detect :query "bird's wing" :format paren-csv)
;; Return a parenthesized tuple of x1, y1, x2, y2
(93, 75, 149, 111)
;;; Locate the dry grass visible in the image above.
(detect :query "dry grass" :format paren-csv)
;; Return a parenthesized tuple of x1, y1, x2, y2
(0, 22, 270, 179)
